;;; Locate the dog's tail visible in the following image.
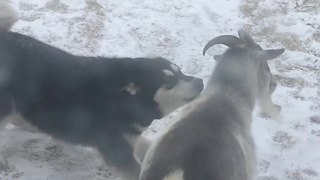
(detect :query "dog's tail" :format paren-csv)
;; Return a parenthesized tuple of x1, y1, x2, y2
(0, 0, 18, 31)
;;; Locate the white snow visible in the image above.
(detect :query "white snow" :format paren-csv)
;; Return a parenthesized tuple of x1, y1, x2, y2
(0, 0, 319, 179)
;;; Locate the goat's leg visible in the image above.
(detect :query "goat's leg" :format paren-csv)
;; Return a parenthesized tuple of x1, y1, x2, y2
(258, 93, 282, 120)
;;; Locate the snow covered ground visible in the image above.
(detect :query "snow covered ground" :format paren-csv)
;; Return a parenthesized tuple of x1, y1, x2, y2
(0, 0, 319, 179)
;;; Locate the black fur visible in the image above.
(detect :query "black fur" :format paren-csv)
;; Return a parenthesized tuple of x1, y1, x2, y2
(0, 31, 203, 177)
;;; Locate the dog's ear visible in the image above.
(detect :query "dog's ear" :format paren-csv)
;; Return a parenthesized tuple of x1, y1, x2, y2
(259, 49, 285, 61)
(122, 82, 141, 95)
(238, 29, 256, 47)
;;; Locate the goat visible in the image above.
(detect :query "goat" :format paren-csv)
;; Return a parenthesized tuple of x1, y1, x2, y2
(136, 29, 284, 180)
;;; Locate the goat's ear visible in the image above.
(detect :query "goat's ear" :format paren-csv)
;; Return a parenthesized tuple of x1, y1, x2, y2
(260, 49, 285, 61)
(214, 55, 223, 61)
(238, 29, 256, 46)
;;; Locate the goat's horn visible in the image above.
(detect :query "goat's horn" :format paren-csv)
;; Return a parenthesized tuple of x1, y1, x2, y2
(203, 35, 242, 56)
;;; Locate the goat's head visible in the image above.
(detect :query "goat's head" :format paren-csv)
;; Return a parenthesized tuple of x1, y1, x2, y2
(203, 29, 284, 119)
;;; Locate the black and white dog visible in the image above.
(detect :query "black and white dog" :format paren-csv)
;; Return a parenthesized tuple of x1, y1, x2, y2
(0, 1, 203, 179)
(137, 30, 284, 180)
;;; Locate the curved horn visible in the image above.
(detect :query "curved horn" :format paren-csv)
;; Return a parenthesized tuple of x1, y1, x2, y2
(203, 35, 242, 56)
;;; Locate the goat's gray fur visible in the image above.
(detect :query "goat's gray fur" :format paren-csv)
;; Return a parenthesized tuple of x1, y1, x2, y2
(137, 29, 284, 180)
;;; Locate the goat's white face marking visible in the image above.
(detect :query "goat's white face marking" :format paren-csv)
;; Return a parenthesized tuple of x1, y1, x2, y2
(170, 64, 180, 72)
(122, 82, 140, 95)
(154, 79, 201, 116)
(163, 69, 174, 77)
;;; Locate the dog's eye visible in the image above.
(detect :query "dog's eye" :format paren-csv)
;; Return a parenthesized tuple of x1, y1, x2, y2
(164, 76, 178, 89)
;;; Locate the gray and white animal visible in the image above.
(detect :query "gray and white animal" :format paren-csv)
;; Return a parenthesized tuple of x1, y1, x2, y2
(136, 29, 284, 180)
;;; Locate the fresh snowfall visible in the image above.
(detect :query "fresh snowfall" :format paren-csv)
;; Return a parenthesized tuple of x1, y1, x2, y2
(0, 0, 319, 179)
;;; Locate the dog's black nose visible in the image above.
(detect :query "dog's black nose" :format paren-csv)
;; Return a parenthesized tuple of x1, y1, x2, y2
(193, 78, 204, 91)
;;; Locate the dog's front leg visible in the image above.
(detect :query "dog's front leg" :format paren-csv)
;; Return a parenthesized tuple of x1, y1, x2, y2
(96, 136, 140, 180)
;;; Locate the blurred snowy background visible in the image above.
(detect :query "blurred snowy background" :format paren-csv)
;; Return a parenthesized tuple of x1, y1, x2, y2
(0, 0, 319, 179)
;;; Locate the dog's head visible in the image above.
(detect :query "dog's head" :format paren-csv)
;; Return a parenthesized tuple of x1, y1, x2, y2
(122, 57, 203, 123)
